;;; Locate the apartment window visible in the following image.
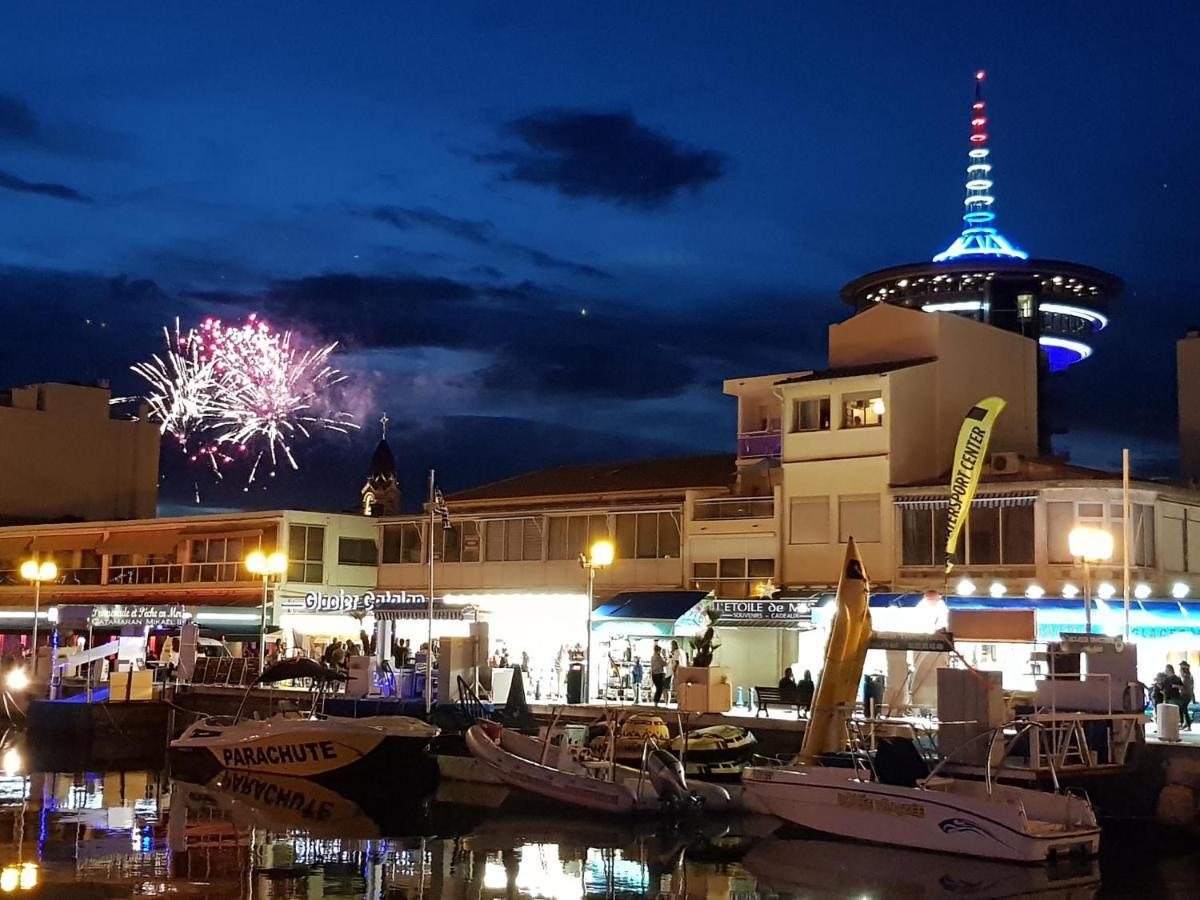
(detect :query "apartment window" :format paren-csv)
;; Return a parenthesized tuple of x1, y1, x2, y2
(547, 514, 609, 561)
(288, 525, 325, 583)
(1045, 500, 1154, 567)
(380, 523, 423, 564)
(614, 512, 681, 560)
(967, 507, 1001, 566)
(1017, 294, 1034, 320)
(190, 537, 244, 581)
(1047, 501, 1074, 564)
(692, 558, 775, 599)
(1132, 503, 1155, 567)
(1000, 504, 1036, 564)
(792, 397, 831, 432)
(840, 495, 881, 543)
(842, 391, 884, 429)
(901, 507, 948, 566)
(484, 518, 542, 562)
(438, 520, 481, 563)
(789, 497, 830, 545)
(337, 537, 377, 567)
(191, 537, 245, 565)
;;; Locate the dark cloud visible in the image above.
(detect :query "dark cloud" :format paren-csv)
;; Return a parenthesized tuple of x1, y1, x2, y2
(368, 205, 611, 279)
(0, 94, 37, 141)
(479, 110, 725, 209)
(0, 168, 91, 202)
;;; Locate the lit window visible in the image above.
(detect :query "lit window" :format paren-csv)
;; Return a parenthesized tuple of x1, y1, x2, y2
(1018, 294, 1034, 319)
(842, 392, 884, 429)
(792, 397, 831, 432)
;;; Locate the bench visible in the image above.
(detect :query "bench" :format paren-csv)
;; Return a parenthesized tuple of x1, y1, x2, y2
(754, 685, 805, 718)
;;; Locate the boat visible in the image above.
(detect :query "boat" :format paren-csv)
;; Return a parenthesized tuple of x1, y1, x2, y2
(465, 720, 738, 814)
(171, 657, 439, 783)
(587, 714, 758, 783)
(740, 541, 1101, 863)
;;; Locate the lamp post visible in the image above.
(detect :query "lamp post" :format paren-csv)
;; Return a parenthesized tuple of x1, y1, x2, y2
(1068, 526, 1114, 634)
(245, 550, 287, 673)
(579, 539, 615, 702)
(20, 559, 57, 676)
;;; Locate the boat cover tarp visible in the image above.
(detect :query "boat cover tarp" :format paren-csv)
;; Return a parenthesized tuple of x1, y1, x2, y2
(256, 658, 347, 684)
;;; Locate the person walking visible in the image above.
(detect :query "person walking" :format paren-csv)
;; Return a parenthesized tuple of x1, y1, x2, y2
(1179, 660, 1194, 731)
(650, 644, 667, 705)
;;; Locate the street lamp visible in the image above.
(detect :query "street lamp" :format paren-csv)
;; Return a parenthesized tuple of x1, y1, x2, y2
(1068, 526, 1114, 634)
(245, 550, 287, 672)
(579, 538, 615, 702)
(20, 559, 57, 676)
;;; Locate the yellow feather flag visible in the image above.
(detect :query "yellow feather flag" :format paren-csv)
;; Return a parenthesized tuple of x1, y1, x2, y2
(945, 396, 1006, 572)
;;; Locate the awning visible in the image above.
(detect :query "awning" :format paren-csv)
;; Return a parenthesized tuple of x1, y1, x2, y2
(0, 536, 31, 558)
(31, 532, 104, 552)
(99, 530, 183, 556)
(178, 523, 274, 539)
(892, 491, 1037, 509)
(595, 590, 709, 622)
(374, 600, 466, 621)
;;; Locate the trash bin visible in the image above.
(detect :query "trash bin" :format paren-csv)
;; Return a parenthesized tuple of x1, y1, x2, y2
(566, 663, 584, 704)
(1157, 702, 1181, 742)
(862, 673, 886, 717)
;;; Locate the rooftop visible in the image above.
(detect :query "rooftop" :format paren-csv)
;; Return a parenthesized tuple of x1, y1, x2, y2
(774, 357, 936, 386)
(445, 453, 736, 504)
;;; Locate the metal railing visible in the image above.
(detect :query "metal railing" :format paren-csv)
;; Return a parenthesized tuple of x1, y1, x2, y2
(736, 431, 781, 459)
(692, 496, 774, 520)
(107, 562, 249, 585)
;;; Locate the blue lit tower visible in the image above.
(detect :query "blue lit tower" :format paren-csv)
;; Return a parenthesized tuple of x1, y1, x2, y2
(841, 71, 1122, 375)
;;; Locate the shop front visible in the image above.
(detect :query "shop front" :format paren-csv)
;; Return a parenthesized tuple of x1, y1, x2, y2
(275, 588, 453, 662)
(590, 591, 708, 702)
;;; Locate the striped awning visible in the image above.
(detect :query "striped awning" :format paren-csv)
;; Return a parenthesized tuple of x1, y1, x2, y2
(373, 601, 466, 622)
(892, 491, 1037, 510)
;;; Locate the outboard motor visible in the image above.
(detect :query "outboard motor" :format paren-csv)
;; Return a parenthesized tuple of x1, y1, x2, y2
(646, 749, 699, 811)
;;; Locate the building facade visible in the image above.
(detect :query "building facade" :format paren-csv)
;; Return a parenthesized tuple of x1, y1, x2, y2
(0, 383, 160, 523)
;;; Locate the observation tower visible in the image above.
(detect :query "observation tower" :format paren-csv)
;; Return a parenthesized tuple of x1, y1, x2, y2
(841, 72, 1121, 373)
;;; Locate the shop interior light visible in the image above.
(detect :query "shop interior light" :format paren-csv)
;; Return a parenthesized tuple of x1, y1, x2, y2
(1172, 581, 1189, 599)
(1062, 583, 1080, 599)
(956, 578, 976, 596)
(1134, 583, 1153, 600)
(1024, 584, 1045, 600)
(1096, 582, 1117, 600)
(988, 581, 1006, 598)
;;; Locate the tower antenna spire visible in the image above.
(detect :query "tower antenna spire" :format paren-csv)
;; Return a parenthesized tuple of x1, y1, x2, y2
(933, 70, 1028, 262)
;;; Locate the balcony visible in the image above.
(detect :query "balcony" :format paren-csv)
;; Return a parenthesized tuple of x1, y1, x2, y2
(737, 431, 781, 459)
(0, 562, 252, 589)
(693, 497, 775, 521)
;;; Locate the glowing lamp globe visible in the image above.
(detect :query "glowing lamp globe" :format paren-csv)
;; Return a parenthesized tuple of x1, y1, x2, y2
(266, 551, 287, 575)
(1062, 583, 1080, 599)
(589, 539, 615, 568)
(1134, 583, 1152, 600)
(1025, 584, 1045, 600)
(1172, 582, 1189, 600)
(20, 560, 57, 581)
(244, 550, 267, 575)
(1068, 526, 1114, 563)
(1096, 582, 1117, 601)
(956, 578, 976, 596)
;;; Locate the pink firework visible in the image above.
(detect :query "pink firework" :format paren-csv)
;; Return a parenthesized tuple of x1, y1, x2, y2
(131, 314, 357, 482)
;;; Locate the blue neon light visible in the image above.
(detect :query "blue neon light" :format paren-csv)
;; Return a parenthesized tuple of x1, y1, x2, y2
(1039, 335, 1092, 371)
(934, 226, 1028, 262)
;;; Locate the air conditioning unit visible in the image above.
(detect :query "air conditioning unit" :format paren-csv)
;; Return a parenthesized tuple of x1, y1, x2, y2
(990, 452, 1023, 476)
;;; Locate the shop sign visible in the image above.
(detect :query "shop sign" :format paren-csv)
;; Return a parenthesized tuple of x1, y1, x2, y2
(714, 599, 815, 624)
(296, 590, 427, 613)
(90, 604, 190, 627)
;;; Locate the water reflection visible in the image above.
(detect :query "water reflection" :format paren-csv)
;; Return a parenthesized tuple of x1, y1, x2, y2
(0, 748, 1189, 898)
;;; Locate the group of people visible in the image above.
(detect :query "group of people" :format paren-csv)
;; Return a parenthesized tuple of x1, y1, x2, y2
(624, 640, 682, 705)
(778, 667, 816, 711)
(1152, 660, 1195, 730)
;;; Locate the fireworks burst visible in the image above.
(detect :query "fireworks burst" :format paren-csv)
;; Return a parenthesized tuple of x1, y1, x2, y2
(130, 314, 357, 484)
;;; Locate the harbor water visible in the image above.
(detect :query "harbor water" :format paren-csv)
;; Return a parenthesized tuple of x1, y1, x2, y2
(0, 744, 1197, 897)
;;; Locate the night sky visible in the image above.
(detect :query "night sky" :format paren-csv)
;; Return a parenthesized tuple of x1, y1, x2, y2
(1, 4, 1196, 513)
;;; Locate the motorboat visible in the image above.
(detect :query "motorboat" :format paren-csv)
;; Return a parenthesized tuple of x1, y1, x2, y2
(741, 736, 1100, 863)
(171, 657, 439, 783)
(465, 720, 738, 814)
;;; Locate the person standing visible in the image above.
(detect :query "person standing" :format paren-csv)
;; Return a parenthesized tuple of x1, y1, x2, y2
(668, 640, 682, 692)
(1179, 660, 1194, 731)
(797, 669, 816, 715)
(650, 644, 667, 705)
(631, 656, 644, 704)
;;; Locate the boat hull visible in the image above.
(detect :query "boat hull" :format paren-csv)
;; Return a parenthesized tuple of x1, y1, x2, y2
(742, 768, 1099, 863)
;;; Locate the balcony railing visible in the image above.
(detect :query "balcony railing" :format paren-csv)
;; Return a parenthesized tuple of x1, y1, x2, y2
(692, 578, 775, 600)
(693, 497, 775, 520)
(737, 431, 781, 459)
(0, 562, 253, 588)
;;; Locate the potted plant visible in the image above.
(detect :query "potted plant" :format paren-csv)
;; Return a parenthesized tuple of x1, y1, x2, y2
(676, 605, 732, 713)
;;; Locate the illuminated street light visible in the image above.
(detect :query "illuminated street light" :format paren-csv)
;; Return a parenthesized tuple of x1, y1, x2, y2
(579, 539, 616, 702)
(246, 550, 287, 672)
(1069, 526, 1113, 634)
(20, 559, 57, 679)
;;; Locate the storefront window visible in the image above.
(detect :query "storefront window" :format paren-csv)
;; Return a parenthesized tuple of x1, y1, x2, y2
(381, 523, 422, 564)
(337, 537, 377, 566)
(288, 525, 325, 583)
